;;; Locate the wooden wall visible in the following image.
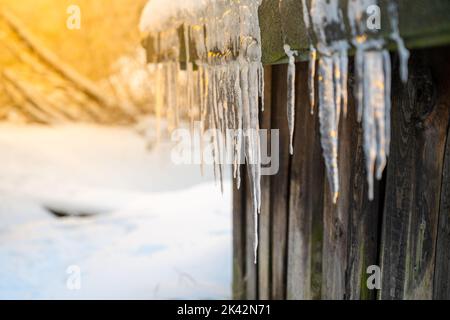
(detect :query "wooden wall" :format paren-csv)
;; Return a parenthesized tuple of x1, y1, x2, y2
(232, 47, 450, 300)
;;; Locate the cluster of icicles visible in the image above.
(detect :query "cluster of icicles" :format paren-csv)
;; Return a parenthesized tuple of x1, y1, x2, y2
(293, 0, 409, 203)
(140, 0, 409, 262)
(141, 0, 264, 261)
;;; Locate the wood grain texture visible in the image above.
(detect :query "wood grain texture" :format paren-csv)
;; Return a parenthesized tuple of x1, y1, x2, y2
(232, 165, 246, 300)
(380, 49, 450, 300)
(434, 125, 450, 299)
(286, 62, 324, 300)
(270, 64, 291, 300)
(258, 66, 273, 300)
(245, 167, 258, 300)
(344, 74, 381, 300)
(321, 91, 351, 300)
(431, 48, 450, 300)
(232, 48, 450, 300)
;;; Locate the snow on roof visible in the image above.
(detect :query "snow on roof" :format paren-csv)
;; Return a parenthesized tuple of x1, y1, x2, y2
(139, 0, 209, 34)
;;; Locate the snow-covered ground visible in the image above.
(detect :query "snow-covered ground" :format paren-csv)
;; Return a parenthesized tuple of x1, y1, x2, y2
(0, 123, 231, 299)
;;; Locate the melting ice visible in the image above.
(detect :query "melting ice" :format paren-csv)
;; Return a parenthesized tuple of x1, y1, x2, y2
(140, 0, 410, 262)
(140, 0, 264, 262)
(294, 0, 409, 202)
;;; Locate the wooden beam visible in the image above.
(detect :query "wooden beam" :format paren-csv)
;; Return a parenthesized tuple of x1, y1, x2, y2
(143, 0, 450, 65)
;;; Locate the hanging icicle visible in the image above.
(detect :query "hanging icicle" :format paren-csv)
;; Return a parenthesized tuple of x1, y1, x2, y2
(140, 0, 410, 264)
(284, 44, 298, 155)
(140, 0, 264, 263)
(296, 0, 409, 202)
(347, 0, 407, 200)
(305, 0, 349, 203)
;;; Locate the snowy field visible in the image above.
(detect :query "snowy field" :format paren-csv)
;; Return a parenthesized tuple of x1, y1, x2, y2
(0, 123, 231, 299)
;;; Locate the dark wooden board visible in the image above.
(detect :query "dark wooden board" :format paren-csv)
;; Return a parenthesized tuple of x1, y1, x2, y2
(232, 166, 246, 300)
(380, 49, 450, 299)
(270, 64, 291, 299)
(431, 48, 450, 300)
(258, 65, 273, 300)
(232, 47, 450, 301)
(286, 62, 324, 300)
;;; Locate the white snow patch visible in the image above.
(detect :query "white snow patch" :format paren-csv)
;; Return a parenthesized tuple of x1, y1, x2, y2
(0, 124, 231, 299)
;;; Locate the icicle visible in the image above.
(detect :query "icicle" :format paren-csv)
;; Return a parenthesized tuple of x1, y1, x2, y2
(234, 63, 243, 189)
(382, 50, 392, 157)
(308, 47, 317, 114)
(387, 0, 409, 83)
(318, 57, 339, 203)
(141, 0, 264, 263)
(346, 0, 408, 199)
(306, 0, 348, 203)
(339, 49, 348, 118)
(259, 63, 265, 112)
(362, 50, 384, 200)
(284, 44, 297, 155)
(301, 0, 317, 114)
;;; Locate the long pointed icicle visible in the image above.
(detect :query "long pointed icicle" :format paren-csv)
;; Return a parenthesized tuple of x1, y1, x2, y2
(284, 44, 297, 155)
(387, 0, 409, 83)
(308, 0, 348, 203)
(318, 57, 339, 203)
(347, 0, 405, 200)
(308, 47, 317, 114)
(301, 0, 317, 114)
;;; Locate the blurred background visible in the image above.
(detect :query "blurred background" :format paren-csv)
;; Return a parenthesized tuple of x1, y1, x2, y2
(0, 0, 232, 299)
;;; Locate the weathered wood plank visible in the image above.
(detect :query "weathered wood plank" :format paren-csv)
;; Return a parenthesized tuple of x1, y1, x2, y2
(380, 49, 450, 300)
(245, 168, 258, 299)
(320, 62, 382, 300)
(344, 75, 381, 300)
(434, 123, 450, 299)
(258, 65, 273, 300)
(321, 94, 352, 300)
(431, 48, 450, 300)
(233, 47, 450, 300)
(232, 166, 246, 299)
(270, 64, 291, 299)
(286, 62, 324, 300)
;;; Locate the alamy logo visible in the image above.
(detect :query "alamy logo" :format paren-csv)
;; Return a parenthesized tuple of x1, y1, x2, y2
(366, 5, 381, 31)
(366, 265, 381, 290)
(171, 122, 279, 176)
(66, 5, 81, 30)
(66, 265, 81, 290)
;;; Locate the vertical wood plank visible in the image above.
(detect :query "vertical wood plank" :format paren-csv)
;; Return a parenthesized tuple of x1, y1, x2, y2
(270, 64, 291, 299)
(321, 62, 382, 300)
(245, 167, 258, 299)
(434, 125, 450, 299)
(431, 48, 450, 300)
(380, 50, 450, 300)
(344, 78, 381, 300)
(234, 48, 450, 301)
(286, 62, 324, 300)
(258, 65, 273, 300)
(321, 101, 351, 300)
(232, 166, 246, 299)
